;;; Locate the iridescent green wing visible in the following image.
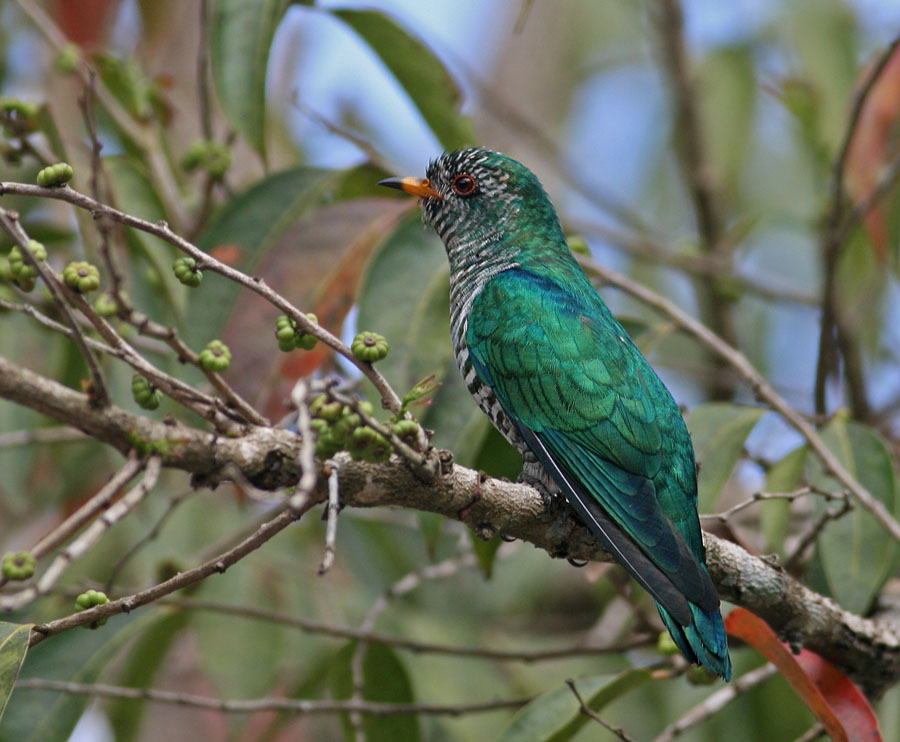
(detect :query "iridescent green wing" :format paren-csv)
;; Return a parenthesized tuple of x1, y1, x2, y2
(467, 268, 718, 622)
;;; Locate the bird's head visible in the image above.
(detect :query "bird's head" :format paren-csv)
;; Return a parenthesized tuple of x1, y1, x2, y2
(379, 148, 563, 256)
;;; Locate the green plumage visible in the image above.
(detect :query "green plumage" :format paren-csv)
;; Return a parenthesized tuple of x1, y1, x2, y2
(380, 147, 731, 680)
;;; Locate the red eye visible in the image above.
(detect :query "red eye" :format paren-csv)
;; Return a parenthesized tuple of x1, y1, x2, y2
(452, 174, 477, 196)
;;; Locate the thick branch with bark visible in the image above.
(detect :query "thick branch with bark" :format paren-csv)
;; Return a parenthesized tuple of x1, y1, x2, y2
(1, 353, 897, 695)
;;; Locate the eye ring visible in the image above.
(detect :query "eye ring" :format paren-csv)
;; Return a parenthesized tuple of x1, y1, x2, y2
(451, 173, 477, 197)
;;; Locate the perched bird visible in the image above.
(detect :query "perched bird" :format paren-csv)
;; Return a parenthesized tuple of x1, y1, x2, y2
(379, 148, 731, 680)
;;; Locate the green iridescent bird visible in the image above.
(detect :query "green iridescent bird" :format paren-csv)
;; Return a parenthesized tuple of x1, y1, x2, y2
(379, 148, 731, 680)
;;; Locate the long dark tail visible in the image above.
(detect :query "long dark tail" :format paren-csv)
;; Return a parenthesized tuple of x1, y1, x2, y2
(658, 601, 732, 680)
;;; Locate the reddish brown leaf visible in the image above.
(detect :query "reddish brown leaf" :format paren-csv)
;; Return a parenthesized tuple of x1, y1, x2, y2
(845, 45, 900, 262)
(52, 0, 120, 50)
(725, 607, 882, 742)
(209, 244, 244, 266)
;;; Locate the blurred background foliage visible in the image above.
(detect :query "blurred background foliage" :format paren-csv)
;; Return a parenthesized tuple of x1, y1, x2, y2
(1, 0, 900, 740)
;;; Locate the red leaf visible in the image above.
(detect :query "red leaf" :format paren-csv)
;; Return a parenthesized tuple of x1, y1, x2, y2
(725, 608, 882, 742)
(845, 45, 900, 262)
(52, 0, 120, 50)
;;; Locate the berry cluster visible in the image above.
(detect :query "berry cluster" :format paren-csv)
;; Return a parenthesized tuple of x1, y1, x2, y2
(173, 256, 202, 287)
(132, 374, 161, 410)
(275, 313, 318, 352)
(74, 589, 110, 628)
(5, 239, 47, 292)
(181, 139, 231, 178)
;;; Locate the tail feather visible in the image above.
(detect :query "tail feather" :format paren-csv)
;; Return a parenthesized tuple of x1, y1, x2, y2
(658, 602, 732, 681)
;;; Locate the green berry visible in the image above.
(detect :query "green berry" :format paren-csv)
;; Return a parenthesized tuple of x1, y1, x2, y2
(310, 395, 343, 423)
(296, 312, 319, 351)
(314, 429, 343, 459)
(275, 315, 298, 352)
(199, 339, 231, 372)
(63, 261, 101, 293)
(181, 139, 231, 178)
(74, 589, 110, 628)
(0, 97, 39, 135)
(392, 419, 419, 446)
(55, 43, 81, 74)
(131, 374, 161, 410)
(276, 313, 318, 352)
(309, 418, 329, 435)
(686, 665, 718, 686)
(10, 273, 36, 292)
(348, 426, 391, 463)
(173, 256, 202, 287)
(8, 240, 47, 278)
(36, 162, 74, 187)
(2, 551, 36, 581)
(331, 410, 361, 446)
(657, 631, 680, 657)
(94, 291, 120, 317)
(351, 331, 389, 363)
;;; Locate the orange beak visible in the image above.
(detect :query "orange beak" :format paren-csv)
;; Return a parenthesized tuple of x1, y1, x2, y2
(378, 176, 442, 199)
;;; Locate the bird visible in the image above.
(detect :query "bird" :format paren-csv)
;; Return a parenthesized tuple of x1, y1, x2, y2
(378, 147, 731, 680)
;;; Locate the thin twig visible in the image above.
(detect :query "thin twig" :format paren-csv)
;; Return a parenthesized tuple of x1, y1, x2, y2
(791, 723, 826, 742)
(1, 456, 159, 612)
(0, 181, 405, 414)
(104, 488, 195, 592)
(13, 679, 529, 716)
(581, 255, 900, 544)
(0, 426, 86, 448)
(700, 486, 821, 524)
(318, 467, 340, 575)
(0, 208, 110, 407)
(565, 678, 636, 742)
(26, 497, 318, 646)
(0, 453, 142, 590)
(160, 597, 652, 661)
(783, 497, 853, 572)
(652, 664, 778, 742)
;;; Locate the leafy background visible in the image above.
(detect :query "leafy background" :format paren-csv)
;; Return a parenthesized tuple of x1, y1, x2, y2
(1, 0, 900, 740)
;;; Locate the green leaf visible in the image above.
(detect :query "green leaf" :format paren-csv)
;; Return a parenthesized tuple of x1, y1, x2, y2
(698, 45, 757, 192)
(0, 622, 30, 725)
(496, 670, 653, 742)
(471, 532, 503, 579)
(0, 612, 155, 742)
(106, 611, 190, 742)
(331, 9, 474, 149)
(192, 571, 286, 699)
(762, 445, 808, 552)
(332, 642, 420, 742)
(211, 0, 288, 158)
(418, 512, 443, 561)
(355, 213, 450, 399)
(687, 403, 765, 512)
(811, 418, 900, 614)
(189, 166, 338, 345)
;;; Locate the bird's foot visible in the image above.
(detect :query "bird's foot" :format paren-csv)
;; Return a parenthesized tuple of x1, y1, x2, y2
(517, 469, 556, 511)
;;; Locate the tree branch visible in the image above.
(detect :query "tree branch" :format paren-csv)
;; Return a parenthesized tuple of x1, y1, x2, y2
(1, 354, 897, 693)
(12, 679, 529, 716)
